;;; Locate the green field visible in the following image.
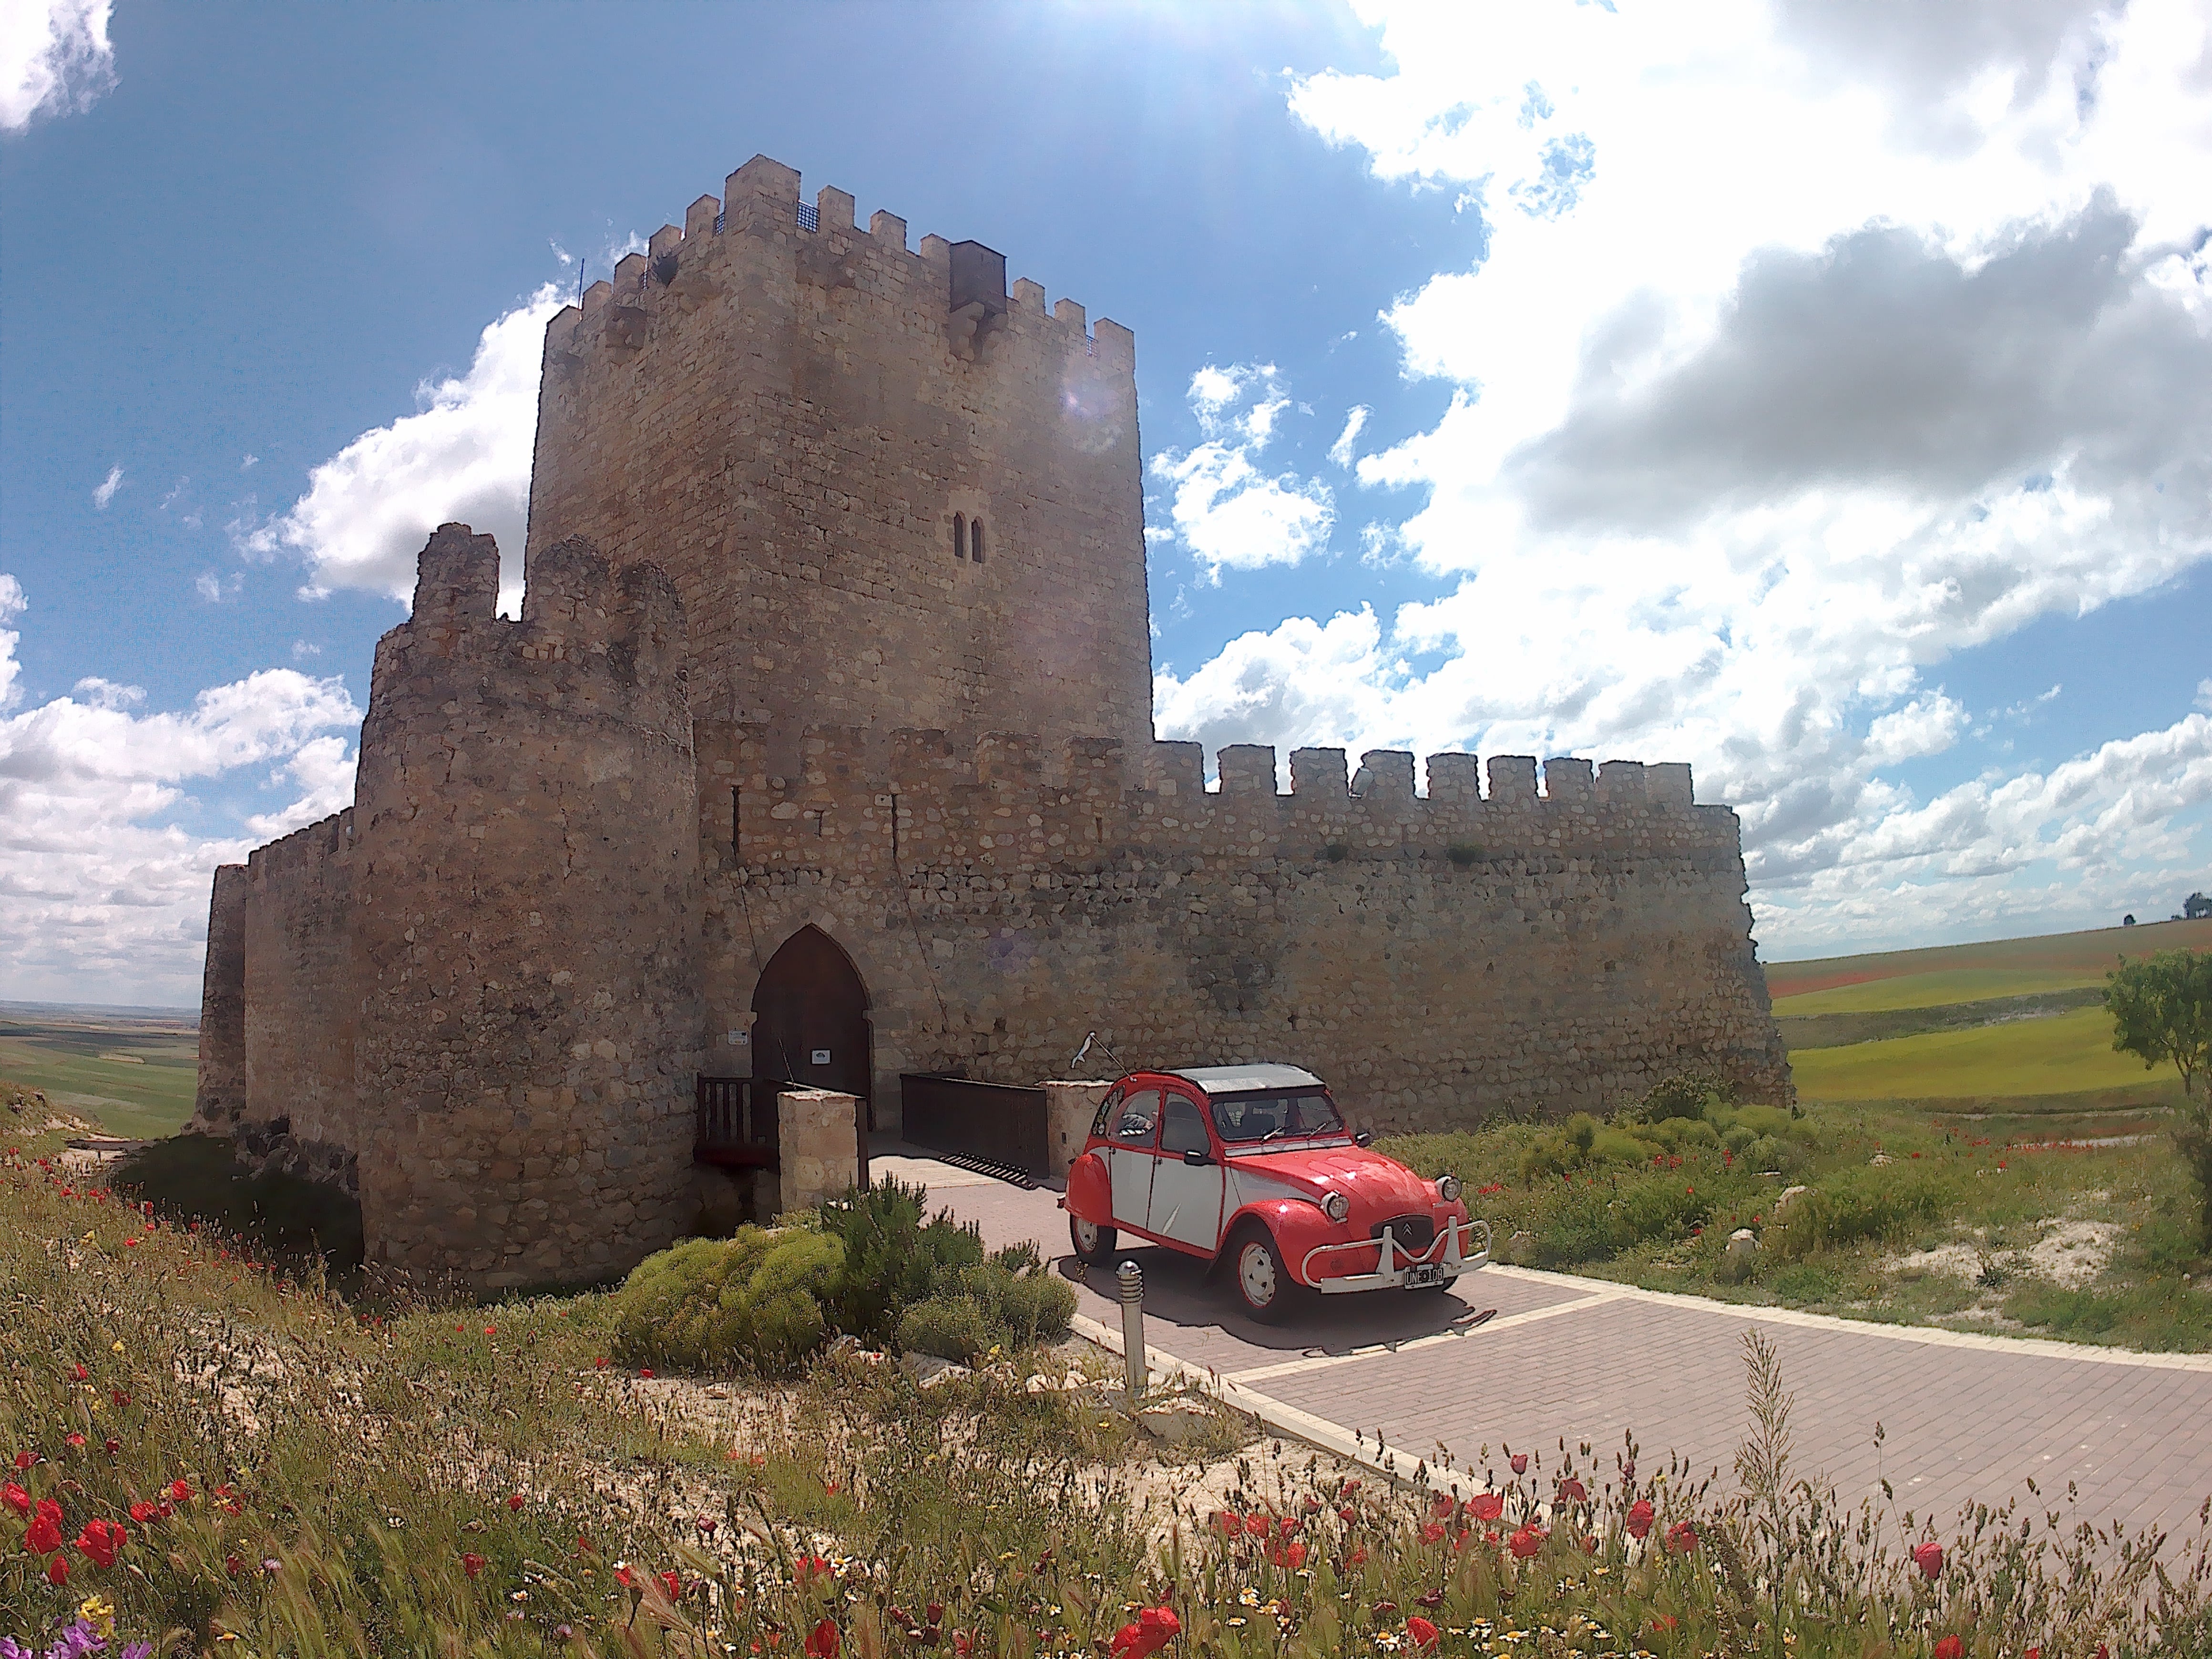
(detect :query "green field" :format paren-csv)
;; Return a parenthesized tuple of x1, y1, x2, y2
(1785, 1005, 2181, 1103)
(0, 1004, 200, 1140)
(1772, 967, 2102, 1017)
(1767, 915, 2212, 1001)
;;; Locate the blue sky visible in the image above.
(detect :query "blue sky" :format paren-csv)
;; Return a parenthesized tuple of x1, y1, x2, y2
(3, 0, 2208, 1005)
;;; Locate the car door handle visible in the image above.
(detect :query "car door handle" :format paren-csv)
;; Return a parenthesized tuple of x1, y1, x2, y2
(1182, 1148, 1213, 1166)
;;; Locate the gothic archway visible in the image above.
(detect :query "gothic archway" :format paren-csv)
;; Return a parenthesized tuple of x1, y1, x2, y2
(751, 926, 873, 1114)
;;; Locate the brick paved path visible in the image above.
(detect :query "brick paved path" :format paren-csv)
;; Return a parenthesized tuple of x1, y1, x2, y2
(878, 1154, 2212, 1544)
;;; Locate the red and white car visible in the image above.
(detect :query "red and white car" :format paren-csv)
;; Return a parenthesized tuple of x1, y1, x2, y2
(1059, 1064, 1490, 1321)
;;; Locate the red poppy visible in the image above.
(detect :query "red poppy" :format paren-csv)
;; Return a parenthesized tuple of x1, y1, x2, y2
(660, 1570, 683, 1600)
(64, 1433, 86, 1450)
(70, 1364, 88, 1382)
(951, 1633, 972, 1658)
(1932, 1639, 1963, 1659)
(102, 1439, 119, 1455)
(1420, 1523, 1446, 1544)
(483, 1326, 495, 1337)
(462, 1552, 487, 1579)
(75, 1518, 123, 1568)
(696, 1516, 718, 1536)
(1245, 1512, 1271, 1539)
(27, 1499, 65, 1555)
(1666, 1521, 1699, 1554)
(46, 1553, 68, 1586)
(1339, 1505, 1357, 1522)
(508, 1493, 525, 1511)
(1349, 1546, 1368, 1565)
(1467, 1492, 1505, 1522)
(129, 1501, 158, 1524)
(12, 1452, 31, 1471)
(111, 1392, 130, 1408)
(1276, 1541, 1308, 1571)
(594, 1357, 608, 1369)
(795, 1554, 831, 1586)
(806, 1618, 840, 1659)
(1508, 1525, 1546, 1559)
(1557, 1478, 1587, 1503)
(1626, 1499, 1655, 1540)
(1214, 1511, 1244, 1536)
(1406, 1616, 1440, 1652)
(637, 1368, 655, 1379)
(1912, 1540, 1943, 1580)
(1508, 1454, 1528, 1475)
(1109, 1606, 1180, 1659)
(1431, 1494, 1456, 1519)
(1, 1483, 27, 1516)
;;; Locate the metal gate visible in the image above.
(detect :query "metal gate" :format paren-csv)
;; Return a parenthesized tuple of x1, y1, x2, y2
(899, 1074, 1050, 1177)
(695, 1076, 784, 1169)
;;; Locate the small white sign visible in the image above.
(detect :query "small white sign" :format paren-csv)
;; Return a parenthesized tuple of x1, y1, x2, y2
(727, 1030, 748, 1046)
(811, 1048, 831, 1066)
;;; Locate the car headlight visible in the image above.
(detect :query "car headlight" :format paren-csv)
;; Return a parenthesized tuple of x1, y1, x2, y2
(1322, 1191, 1351, 1223)
(1436, 1174, 1463, 1203)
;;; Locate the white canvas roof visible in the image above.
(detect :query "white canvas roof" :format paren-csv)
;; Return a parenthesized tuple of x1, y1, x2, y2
(1168, 1063, 1326, 1095)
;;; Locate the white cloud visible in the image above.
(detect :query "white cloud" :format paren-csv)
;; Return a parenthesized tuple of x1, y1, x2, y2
(1150, 0, 2212, 950)
(1, 0, 113, 133)
(2198, 677, 2212, 712)
(1328, 406, 1371, 469)
(0, 579, 359, 1003)
(1149, 365, 1337, 582)
(243, 284, 567, 610)
(90, 463, 123, 509)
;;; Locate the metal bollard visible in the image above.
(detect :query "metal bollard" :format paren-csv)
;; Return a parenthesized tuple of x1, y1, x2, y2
(1117, 1260, 1147, 1403)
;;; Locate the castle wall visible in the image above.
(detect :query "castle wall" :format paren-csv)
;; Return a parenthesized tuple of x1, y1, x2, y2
(236, 810, 360, 1189)
(189, 863, 248, 1136)
(348, 526, 703, 1290)
(698, 726, 1792, 1134)
(523, 157, 1153, 759)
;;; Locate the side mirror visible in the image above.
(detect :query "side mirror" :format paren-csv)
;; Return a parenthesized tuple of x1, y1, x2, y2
(1354, 1129, 1373, 1147)
(1182, 1147, 1214, 1167)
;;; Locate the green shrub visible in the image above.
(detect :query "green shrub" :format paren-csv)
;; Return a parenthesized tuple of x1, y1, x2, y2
(1589, 1127, 1657, 1165)
(611, 1227, 843, 1377)
(895, 1294, 998, 1362)
(1645, 1116, 1719, 1151)
(817, 1178, 987, 1347)
(1768, 1174, 1948, 1260)
(1722, 1103, 1804, 1143)
(1721, 1123, 1759, 1155)
(894, 1257, 1078, 1362)
(1638, 1074, 1713, 1122)
(1564, 1112, 1599, 1155)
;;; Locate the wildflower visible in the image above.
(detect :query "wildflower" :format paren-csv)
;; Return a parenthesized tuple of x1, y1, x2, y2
(46, 1553, 69, 1586)
(74, 1518, 125, 1568)
(1214, 1512, 1244, 1536)
(794, 1554, 831, 1586)
(111, 1392, 129, 1408)
(1431, 1494, 1456, 1519)
(1407, 1616, 1440, 1651)
(12, 1451, 32, 1471)
(637, 1368, 655, 1379)
(508, 1493, 525, 1511)
(1932, 1639, 1963, 1659)
(1277, 1541, 1308, 1571)
(806, 1618, 841, 1659)
(594, 1356, 608, 1369)
(483, 1325, 495, 1337)
(1467, 1492, 1504, 1522)
(169, 1479, 191, 1503)
(1509, 1454, 1527, 1476)
(1109, 1607, 1180, 1659)
(28, 1498, 66, 1554)
(1912, 1540, 1943, 1580)
(462, 1552, 487, 1579)
(1625, 1499, 1654, 1540)
(1421, 1523, 1446, 1544)
(1508, 1525, 1546, 1559)
(225, 1555, 243, 1577)
(1556, 1478, 1586, 1504)
(262, 1558, 281, 1575)
(80, 1592, 117, 1639)
(1665, 1521, 1699, 1554)
(127, 1500, 158, 1525)
(64, 1434, 87, 1450)
(2, 1483, 27, 1516)
(71, 1364, 88, 1382)
(1246, 1512, 1271, 1538)
(103, 1440, 119, 1455)
(696, 1516, 718, 1536)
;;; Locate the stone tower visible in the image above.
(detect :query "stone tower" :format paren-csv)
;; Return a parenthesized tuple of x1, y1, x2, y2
(523, 154, 1154, 758)
(348, 525, 702, 1289)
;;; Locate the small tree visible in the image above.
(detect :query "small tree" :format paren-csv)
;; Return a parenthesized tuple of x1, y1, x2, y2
(2187, 891, 2211, 921)
(2108, 949, 2212, 1250)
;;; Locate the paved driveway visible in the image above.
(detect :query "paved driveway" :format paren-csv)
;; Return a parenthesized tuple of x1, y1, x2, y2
(876, 1153, 2212, 1544)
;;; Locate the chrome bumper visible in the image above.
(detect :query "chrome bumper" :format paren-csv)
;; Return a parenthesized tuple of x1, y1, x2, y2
(1301, 1217, 1492, 1293)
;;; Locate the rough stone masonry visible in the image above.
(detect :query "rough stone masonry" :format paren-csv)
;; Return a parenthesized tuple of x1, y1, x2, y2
(190, 154, 1793, 1289)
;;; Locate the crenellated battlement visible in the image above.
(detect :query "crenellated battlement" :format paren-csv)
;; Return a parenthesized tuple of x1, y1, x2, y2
(540, 154, 1132, 371)
(697, 722, 1734, 883)
(369, 526, 690, 745)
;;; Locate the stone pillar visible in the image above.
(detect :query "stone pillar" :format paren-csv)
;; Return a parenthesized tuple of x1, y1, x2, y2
(777, 1089, 860, 1214)
(1042, 1080, 1111, 1180)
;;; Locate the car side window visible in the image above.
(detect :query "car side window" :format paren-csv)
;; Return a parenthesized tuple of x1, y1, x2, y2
(1160, 1093, 1209, 1156)
(1091, 1087, 1124, 1140)
(1112, 1087, 1162, 1146)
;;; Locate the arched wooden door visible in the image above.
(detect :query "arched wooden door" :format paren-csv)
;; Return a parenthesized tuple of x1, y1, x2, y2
(751, 926, 872, 1117)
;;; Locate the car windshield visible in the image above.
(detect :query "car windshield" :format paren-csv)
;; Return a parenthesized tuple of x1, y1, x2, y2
(1210, 1090, 1345, 1145)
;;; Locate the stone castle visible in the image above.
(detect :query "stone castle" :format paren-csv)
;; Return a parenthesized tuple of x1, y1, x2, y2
(190, 155, 1792, 1289)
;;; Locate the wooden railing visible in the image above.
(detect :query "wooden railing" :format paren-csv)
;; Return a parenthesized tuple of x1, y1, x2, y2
(695, 1076, 783, 1168)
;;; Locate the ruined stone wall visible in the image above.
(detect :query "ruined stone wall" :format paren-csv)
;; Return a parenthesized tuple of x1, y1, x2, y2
(235, 810, 359, 1189)
(348, 525, 703, 1290)
(522, 156, 1153, 758)
(189, 863, 248, 1135)
(697, 725, 1793, 1135)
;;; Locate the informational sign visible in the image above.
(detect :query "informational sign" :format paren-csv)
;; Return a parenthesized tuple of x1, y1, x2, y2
(811, 1049, 831, 1066)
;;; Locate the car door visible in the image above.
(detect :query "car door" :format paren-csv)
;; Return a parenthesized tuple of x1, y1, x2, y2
(1104, 1086, 1163, 1231)
(1146, 1087, 1226, 1251)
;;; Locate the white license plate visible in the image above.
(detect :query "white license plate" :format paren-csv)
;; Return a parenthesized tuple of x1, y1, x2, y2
(1404, 1263, 1443, 1289)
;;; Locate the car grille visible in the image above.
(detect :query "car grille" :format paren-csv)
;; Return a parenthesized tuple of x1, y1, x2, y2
(1372, 1214, 1435, 1254)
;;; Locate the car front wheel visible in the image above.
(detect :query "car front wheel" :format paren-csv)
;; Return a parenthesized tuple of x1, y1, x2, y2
(1230, 1225, 1297, 1323)
(1069, 1214, 1118, 1267)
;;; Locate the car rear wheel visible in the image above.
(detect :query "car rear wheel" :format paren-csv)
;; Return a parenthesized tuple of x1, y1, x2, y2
(1229, 1225, 1297, 1323)
(1069, 1214, 1118, 1267)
